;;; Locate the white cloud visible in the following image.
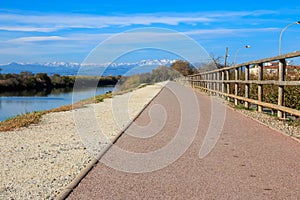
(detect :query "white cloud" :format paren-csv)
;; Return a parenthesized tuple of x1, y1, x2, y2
(0, 13, 212, 30)
(0, 26, 60, 32)
(0, 10, 278, 32)
(5, 27, 279, 45)
(4, 27, 280, 46)
(8, 36, 67, 43)
(184, 27, 279, 35)
(44, 27, 280, 44)
(202, 10, 278, 18)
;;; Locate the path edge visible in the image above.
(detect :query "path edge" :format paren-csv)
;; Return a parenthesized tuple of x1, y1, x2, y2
(56, 82, 166, 200)
(191, 88, 300, 144)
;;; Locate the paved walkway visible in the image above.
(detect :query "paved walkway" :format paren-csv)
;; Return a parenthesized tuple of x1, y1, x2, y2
(68, 82, 300, 199)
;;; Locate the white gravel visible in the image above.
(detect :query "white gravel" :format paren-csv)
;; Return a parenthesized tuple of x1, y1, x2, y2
(193, 89, 300, 140)
(233, 107, 300, 139)
(0, 82, 165, 199)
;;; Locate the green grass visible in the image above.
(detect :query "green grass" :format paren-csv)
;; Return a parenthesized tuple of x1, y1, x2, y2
(286, 117, 300, 127)
(0, 112, 43, 132)
(0, 92, 114, 132)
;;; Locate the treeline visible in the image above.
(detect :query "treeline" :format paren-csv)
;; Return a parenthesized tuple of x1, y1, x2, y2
(0, 71, 121, 92)
(117, 60, 195, 91)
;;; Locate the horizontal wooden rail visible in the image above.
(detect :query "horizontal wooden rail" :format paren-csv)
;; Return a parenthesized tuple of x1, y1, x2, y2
(194, 85, 300, 117)
(192, 80, 300, 86)
(185, 50, 300, 118)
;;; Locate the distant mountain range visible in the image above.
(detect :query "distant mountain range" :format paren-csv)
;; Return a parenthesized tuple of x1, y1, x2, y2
(0, 59, 176, 76)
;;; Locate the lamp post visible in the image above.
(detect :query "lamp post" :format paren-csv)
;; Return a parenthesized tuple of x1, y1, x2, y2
(234, 45, 251, 64)
(279, 21, 300, 55)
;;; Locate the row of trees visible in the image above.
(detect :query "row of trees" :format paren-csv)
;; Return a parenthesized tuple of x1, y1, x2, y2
(0, 72, 120, 92)
(117, 60, 196, 90)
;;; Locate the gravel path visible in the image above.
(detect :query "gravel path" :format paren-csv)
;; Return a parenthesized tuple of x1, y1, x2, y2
(68, 81, 300, 199)
(0, 82, 164, 199)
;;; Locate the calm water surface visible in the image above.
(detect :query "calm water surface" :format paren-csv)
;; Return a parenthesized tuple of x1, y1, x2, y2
(0, 87, 114, 122)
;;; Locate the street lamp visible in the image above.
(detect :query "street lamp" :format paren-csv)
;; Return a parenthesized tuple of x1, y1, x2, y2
(279, 21, 300, 55)
(234, 45, 251, 64)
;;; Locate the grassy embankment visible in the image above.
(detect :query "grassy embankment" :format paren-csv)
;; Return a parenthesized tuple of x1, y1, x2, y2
(0, 91, 113, 132)
(0, 82, 153, 132)
(0, 73, 120, 131)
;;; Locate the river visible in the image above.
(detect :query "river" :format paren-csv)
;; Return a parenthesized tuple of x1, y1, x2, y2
(0, 86, 115, 122)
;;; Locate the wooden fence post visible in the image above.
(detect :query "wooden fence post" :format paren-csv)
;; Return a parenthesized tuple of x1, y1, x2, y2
(204, 74, 208, 91)
(245, 65, 250, 109)
(212, 73, 215, 92)
(221, 71, 225, 97)
(210, 73, 213, 95)
(278, 59, 286, 118)
(192, 76, 195, 88)
(199, 74, 201, 88)
(207, 74, 210, 92)
(217, 72, 220, 94)
(226, 70, 230, 101)
(257, 63, 263, 112)
(234, 67, 239, 105)
(208, 73, 210, 93)
(212, 73, 215, 95)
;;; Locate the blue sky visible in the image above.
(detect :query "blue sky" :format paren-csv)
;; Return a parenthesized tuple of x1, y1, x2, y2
(0, 0, 300, 64)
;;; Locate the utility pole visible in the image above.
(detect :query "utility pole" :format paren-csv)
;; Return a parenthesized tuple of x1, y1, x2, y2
(224, 47, 228, 67)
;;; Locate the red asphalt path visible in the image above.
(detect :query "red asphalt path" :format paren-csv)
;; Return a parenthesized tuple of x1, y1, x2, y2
(68, 81, 300, 200)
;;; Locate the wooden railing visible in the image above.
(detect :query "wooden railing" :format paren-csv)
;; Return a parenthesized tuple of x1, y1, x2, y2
(186, 51, 300, 118)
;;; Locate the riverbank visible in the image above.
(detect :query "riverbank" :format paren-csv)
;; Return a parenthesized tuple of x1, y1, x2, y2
(0, 73, 120, 92)
(0, 82, 165, 199)
(0, 86, 114, 123)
